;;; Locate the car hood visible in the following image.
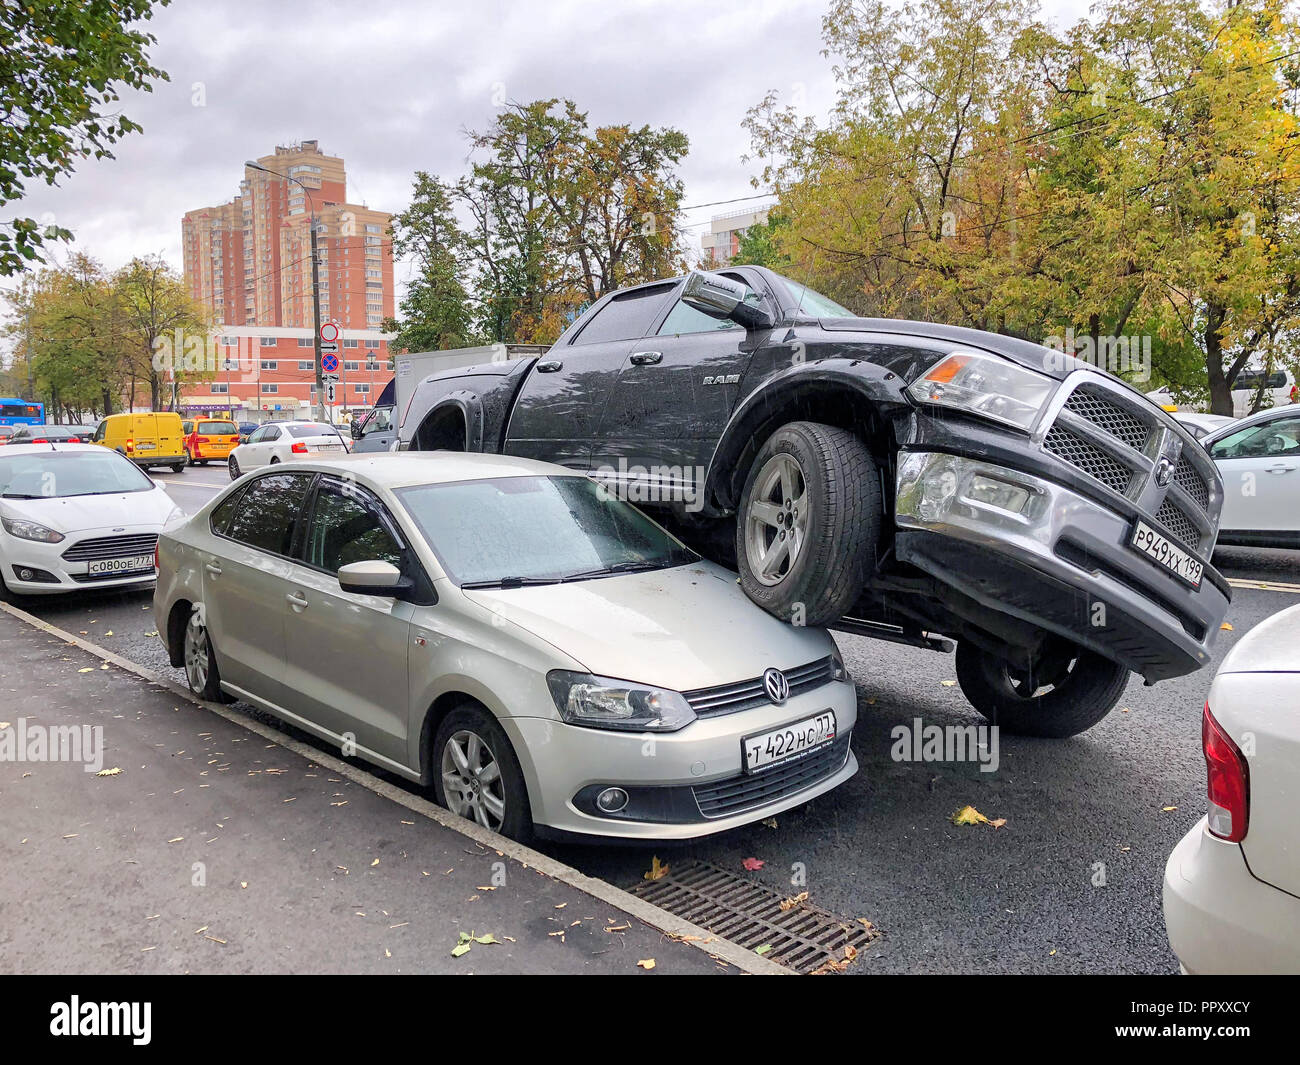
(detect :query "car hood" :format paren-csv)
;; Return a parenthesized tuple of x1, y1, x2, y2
(461, 560, 837, 691)
(0, 488, 174, 534)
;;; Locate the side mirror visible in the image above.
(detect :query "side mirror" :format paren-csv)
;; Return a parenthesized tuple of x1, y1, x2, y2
(338, 559, 411, 597)
(681, 270, 774, 330)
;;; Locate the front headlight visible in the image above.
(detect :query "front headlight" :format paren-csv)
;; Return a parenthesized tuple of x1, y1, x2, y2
(1, 516, 64, 543)
(908, 350, 1057, 432)
(546, 670, 696, 732)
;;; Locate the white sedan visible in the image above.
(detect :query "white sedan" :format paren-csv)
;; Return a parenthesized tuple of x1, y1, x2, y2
(1163, 603, 1300, 974)
(1203, 406, 1300, 549)
(227, 420, 349, 479)
(0, 443, 182, 596)
(1172, 411, 1234, 441)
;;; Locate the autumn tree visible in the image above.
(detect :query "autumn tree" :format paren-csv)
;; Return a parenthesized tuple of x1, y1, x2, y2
(114, 255, 210, 410)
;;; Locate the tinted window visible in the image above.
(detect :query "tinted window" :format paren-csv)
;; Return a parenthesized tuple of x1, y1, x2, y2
(209, 487, 246, 536)
(396, 475, 695, 585)
(658, 298, 743, 336)
(305, 482, 403, 573)
(260, 426, 281, 441)
(224, 473, 313, 555)
(572, 285, 674, 345)
(1210, 415, 1300, 459)
(199, 421, 237, 434)
(288, 423, 338, 438)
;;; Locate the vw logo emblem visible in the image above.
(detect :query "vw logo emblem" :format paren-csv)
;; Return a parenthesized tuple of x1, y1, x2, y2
(763, 667, 790, 705)
(1155, 456, 1174, 488)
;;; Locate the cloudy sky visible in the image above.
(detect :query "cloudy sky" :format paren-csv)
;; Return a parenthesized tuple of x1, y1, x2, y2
(13, 0, 1091, 293)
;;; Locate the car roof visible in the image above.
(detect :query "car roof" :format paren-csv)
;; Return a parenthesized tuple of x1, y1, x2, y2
(1203, 404, 1298, 443)
(276, 450, 579, 489)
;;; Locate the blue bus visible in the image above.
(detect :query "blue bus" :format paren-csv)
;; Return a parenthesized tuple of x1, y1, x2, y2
(0, 398, 43, 427)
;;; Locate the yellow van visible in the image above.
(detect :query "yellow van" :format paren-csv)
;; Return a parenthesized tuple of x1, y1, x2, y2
(90, 412, 187, 472)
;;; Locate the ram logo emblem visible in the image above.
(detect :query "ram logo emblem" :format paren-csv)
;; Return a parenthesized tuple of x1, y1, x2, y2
(703, 374, 741, 386)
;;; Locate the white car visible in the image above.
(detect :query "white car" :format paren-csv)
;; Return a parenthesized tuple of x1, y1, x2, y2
(1172, 411, 1234, 441)
(227, 420, 348, 479)
(154, 452, 858, 842)
(0, 443, 181, 596)
(1149, 368, 1296, 418)
(1163, 603, 1300, 974)
(1203, 406, 1300, 549)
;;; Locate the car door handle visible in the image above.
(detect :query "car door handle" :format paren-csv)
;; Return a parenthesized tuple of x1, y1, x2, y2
(204, 562, 222, 576)
(536, 360, 563, 373)
(286, 592, 309, 611)
(630, 350, 663, 365)
(1266, 462, 1297, 473)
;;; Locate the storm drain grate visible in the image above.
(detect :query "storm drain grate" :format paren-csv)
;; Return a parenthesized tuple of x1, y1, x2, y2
(632, 859, 878, 974)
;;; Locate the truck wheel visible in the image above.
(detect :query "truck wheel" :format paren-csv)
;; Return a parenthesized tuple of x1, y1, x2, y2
(735, 421, 880, 627)
(954, 641, 1129, 738)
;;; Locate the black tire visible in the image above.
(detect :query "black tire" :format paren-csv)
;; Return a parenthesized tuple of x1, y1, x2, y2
(170, 463, 185, 474)
(735, 421, 880, 627)
(182, 608, 235, 703)
(954, 641, 1130, 738)
(185, 449, 195, 467)
(432, 704, 533, 843)
(228, 456, 240, 480)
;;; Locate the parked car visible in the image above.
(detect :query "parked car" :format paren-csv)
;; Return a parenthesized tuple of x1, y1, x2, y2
(227, 420, 348, 479)
(0, 443, 181, 597)
(1203, 405, 1300, 549)
(89, 412, 187, 472)
(1148, 369, 1297, 419)
(0, 426, 17, 446)
(398, 267, 1230, 738)
(7, 424, 88, 444)
(1171, 412, 1234, 441)
(236, 421, 258, 444)
(183, 417, 240, 466)
(1163, 603, 1300, 974)
(155, 452, 858, 842)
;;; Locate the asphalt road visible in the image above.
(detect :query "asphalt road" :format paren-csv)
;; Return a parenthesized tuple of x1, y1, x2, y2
(13, 463, 1300, 974)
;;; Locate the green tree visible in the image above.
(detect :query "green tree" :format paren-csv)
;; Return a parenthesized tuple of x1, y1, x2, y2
(0, 0, 172, 274)
(114, 255, 209, 411)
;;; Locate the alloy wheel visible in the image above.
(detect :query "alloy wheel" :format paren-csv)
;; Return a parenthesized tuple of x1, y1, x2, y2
(440, 729, 506, 831)
(744, 451, 809, 586)
(184, 613, 209, 695)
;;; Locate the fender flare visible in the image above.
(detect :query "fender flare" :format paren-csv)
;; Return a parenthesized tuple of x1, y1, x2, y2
(411, 390, 484, 452)
(705, 361, 910, 511)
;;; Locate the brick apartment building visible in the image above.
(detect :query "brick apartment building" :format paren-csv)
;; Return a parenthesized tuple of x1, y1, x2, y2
(180, 141, 397, 422)
(700, 206, 771, 267)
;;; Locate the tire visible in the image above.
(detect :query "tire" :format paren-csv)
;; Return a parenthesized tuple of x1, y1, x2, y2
(432, 704, 533, 842)
(735, 421, 880, 627)
(183, 608, 235, 703)
(228, 456, 240, 480)
(185, 449, 195, 467)
(954, 641, 1130, 738)
(170, 463, 185, 474)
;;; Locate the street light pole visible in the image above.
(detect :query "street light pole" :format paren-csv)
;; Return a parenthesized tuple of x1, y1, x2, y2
(245, 160, 326, 422)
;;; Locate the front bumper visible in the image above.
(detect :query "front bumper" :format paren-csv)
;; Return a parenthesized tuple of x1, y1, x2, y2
(1163, 818, 1300, 975)
(2, 525, 159, 595)
(503, 679, 858, 841)
(894, 451, 1229, 682)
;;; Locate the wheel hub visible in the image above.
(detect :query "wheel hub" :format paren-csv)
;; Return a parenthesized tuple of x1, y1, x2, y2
(744, 452, 809, 587)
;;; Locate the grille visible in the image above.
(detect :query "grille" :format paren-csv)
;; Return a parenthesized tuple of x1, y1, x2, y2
(1065, 386, 1153, 451)
(1156, 498, 1200, 549)
(1043, 425, 1133, 494)
(693, 734, 850, 818)
(631, 859, 879, 974)
(62, 533, 158, 562)
(1172, 456, 1210, 514)
(682, 656, 837, 717)
(70, 567, 155, 584)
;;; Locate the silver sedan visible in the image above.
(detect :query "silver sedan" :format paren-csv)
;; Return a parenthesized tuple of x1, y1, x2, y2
(154, 452, 858, 842)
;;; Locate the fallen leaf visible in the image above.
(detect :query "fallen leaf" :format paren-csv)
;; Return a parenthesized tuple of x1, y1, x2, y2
(755, 944, 772, 956)
(637, 958, 656, 970)
(762, 817, 778, 829)
(742, 857, 765, 871)
(1221, 622, 1233, 631)
(104, 630, 113, 636)
(940, 679, 957, 687)
(371, 858, 379, 866)
(779, 891, 809, 911)
(989, 818, 1007, 829)
(1162, 805, 1177, 812)
(77, 668, 94, 674)
(951, 805, 991, 826)
(643, 856, 669, 881)
(450, 942, 472, 958)
(96, 767, 122, 777)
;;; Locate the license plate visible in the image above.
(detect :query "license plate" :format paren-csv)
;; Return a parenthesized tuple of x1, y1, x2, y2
(1130, 519, 1203, 589)
(87, 554, 154, 576)
(315, 443, 344, 451)
(743, 711, 837, 773)
(136, 442, 155, 450)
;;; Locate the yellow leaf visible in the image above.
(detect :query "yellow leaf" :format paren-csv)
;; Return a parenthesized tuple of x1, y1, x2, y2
(951, 804, 990, 826)
(96, 767, 122, 777)
(637, 958, 656, 970)
(989, 818, 1007, 829)
(1221, 622, 1233, 631)
(643, 856, 669, 881)
(940, 679, 957, 687)
(1162, 805, 1177, 812)
(77, 668, 94, 673)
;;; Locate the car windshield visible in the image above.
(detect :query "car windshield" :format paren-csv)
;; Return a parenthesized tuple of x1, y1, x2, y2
(784, 281, 854, 318)
(199, 421, 237, 434)
(288, 423, 338, 438)
(395, 475, 697, 586)
(0, 451, 154, 498)
(1209, 417, 1300, 458)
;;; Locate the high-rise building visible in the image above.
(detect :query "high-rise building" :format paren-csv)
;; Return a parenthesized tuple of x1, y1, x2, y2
(700, 206, 771, 267)
(182, 140, 394, 332)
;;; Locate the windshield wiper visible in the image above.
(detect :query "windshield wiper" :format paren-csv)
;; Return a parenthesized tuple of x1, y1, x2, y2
(460, 576, 569, 590)
(1, 493, 41, 499)
(561, 560, 667, 580)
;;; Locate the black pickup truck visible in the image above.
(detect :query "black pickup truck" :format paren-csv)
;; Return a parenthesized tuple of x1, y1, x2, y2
(399, 267, 1230, 737)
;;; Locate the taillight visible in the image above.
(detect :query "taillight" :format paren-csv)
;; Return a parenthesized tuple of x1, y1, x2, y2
(33, 438, 49, 444)
(1203, 701, 1250, 842)
(126, 438, 135, 452)
(291, 442, 309, 453)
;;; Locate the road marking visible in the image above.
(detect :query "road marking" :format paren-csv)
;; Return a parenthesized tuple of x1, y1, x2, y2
(1227, 578, 1300, 594)
(0, 600, 789, 977)
(165, 480, 228, 490)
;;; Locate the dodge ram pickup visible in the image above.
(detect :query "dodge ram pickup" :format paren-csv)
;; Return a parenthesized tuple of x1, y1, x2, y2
(398, 266, 1231, 738)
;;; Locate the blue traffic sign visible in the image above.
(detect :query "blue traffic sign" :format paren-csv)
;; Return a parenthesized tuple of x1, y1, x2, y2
(321, 353, 339, 373)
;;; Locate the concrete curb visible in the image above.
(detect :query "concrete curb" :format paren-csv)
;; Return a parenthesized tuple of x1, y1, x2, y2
(1, 599, 791, 977)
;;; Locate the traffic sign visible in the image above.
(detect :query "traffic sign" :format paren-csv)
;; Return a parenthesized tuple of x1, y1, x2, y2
(321, 352, 339, 373)
(320, 322, 340, 343)
(320, 340, 339, 355)
(326, 382, 337, 403)
(322, 372, 339, 382)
